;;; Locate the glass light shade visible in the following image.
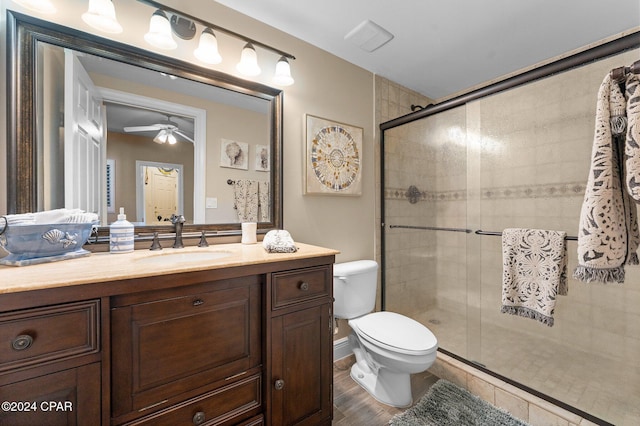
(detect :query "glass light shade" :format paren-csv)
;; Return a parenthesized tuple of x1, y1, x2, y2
(236, 43, 261, 77)
(14, 0, 56, 14)
(167, 132, 177, 145)
(153, 129, 169, 144)
(194, 28, 222, 64)
(82, 0, 123, 34)
(273, 56, 294, 86)
(144, 10, 177, 50)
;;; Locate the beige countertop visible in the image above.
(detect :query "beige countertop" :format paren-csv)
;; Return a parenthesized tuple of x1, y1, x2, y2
(0, 243, 339, 295)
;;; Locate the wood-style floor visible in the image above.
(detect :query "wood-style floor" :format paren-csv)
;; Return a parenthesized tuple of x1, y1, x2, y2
(332, 357, 439, 425)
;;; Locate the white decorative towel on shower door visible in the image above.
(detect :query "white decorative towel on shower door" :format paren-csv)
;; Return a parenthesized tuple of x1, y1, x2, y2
(501, 228, 568, 327)
(574, 73, 640, 284)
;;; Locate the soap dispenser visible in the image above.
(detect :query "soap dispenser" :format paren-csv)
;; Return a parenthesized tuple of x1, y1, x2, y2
(110, 207, 134, 253)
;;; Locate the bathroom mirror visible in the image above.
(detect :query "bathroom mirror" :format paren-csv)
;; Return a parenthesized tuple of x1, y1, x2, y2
(6, 11, 283, 236)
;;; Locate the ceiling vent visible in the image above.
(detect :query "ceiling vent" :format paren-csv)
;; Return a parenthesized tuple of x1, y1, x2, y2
(344, 19, 394, 52)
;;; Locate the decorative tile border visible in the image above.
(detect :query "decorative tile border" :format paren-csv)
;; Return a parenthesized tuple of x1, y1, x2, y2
(385, 182, 586, 202)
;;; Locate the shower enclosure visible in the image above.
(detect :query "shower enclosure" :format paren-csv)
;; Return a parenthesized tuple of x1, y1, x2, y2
(381, 38, 640, 426)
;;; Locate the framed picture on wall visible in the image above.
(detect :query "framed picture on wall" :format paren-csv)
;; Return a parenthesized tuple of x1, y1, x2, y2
(220, 138, 249, 170)
(255, 144, 270, 172)
(304, 114, 363, 196)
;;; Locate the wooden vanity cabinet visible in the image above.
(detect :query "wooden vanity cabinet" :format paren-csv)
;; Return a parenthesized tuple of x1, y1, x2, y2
(0, 247, 336, 426)
(268, 266, 333, 426)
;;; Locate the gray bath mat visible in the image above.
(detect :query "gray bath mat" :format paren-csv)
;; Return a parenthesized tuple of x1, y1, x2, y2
(389, 379, 530, 426)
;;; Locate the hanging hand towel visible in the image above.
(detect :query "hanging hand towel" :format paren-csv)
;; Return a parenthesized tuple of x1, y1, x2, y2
(501, 228, 568, 327)
(233, 180, 259, 222)
(574, 73, 640, 284)
(258, 181, 270, 222)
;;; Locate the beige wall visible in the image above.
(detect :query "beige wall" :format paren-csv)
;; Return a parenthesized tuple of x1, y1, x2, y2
(0, 0, 375, 262)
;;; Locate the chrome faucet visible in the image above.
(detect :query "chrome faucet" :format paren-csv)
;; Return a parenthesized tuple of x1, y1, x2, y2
(171, 214, 185, 248)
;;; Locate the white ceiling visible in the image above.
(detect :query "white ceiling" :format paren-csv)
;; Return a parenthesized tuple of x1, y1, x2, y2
(215, 0, 640, 100)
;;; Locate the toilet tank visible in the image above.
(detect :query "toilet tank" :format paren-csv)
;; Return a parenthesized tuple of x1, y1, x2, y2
(333, 260, 378, 319)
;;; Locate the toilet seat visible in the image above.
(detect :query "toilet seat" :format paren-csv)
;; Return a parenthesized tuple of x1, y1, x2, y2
(349, 311, 437, 356)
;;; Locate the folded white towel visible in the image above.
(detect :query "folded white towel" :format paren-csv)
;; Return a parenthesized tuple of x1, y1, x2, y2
(262, 230, 297, 253)
(501, 228, 568, 327)
(3, 213, 36, 225)
(3, 209, 98, 227)
(34, 208, 84, 224)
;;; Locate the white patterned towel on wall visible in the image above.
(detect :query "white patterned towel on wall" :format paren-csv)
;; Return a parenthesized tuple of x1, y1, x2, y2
(501, 228, 568, 327)
(233, 180, 259, 222)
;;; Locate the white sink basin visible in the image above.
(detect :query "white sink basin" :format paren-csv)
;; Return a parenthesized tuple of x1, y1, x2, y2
(136, 250, 234, 265)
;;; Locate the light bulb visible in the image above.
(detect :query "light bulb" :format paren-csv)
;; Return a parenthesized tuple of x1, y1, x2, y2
(82, 0, 123, 34)
(236, 43, 261, 77)
(144, 10, 177, 50)
(194, 28, 222, 65)
(153, 129, 169, 144)
(273, 56, 294, 86)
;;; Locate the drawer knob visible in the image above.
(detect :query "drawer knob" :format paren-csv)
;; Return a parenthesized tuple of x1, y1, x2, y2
(193, 411, 206, 425)
(274, 379, 285, 390)
(192, 299, 205, 307)
(12, 334, 34, 351)
(299, 282, 309, 291)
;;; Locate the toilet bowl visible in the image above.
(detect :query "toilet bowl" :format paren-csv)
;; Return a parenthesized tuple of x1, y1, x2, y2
(333, 260, 438, 407)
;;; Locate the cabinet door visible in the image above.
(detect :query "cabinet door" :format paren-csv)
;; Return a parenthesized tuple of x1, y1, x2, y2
(0, 362, 101, 426)
(111, 280, 261, 418)
(271, 303, 332, 426)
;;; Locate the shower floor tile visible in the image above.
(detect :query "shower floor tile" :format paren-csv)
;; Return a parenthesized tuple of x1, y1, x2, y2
(412, 307, 640, 425)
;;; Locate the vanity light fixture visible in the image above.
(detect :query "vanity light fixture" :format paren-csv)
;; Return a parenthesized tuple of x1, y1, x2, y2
(82, 0, 123, 34)
(194, 28, 222, 65)
(136, 0, 296, 86)
(13, 0, 56, 14)
(144, 9, 177, 50)
(236, 43, 261, 77)
(273, 56, 295, 86)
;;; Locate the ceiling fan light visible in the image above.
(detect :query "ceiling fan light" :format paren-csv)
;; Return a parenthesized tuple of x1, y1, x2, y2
(167, 131, 177, 145)
(194, 28, 222, 65)
(82, 0, 123, 34)
(14, 0, 56, 14)
(153, 129, 169, 144)
(144, 10, 177, 50)
(236, 43, 261, 77)
(273, 56, 294, 86)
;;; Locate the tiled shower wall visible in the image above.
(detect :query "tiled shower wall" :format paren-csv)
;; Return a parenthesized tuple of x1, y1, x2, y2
(381, 48, 640, 425)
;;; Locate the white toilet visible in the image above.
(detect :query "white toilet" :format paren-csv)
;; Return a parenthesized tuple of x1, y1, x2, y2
(333, 260, 438, 407)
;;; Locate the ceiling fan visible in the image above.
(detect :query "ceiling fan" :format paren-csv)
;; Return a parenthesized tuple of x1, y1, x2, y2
(123, 116, 194, 144)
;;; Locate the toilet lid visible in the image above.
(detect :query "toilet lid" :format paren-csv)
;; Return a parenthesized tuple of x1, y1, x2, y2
(350, 311, 437, 355)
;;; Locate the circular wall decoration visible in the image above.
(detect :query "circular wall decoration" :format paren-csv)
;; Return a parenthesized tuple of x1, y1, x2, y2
(310, 125, 360, 191)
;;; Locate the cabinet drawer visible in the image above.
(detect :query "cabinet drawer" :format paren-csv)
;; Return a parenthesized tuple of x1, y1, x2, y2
(126, 373, 262, 426)
(0, 300, 99, 373)
(272, 267, 330, 310)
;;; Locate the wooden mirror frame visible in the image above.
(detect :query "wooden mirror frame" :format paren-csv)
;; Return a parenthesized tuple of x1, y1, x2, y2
(6, 10, 283, 238)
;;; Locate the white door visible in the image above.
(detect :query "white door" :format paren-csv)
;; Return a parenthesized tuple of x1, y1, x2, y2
(144, 166, 179, 224)
(64, 50, 105, 217)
